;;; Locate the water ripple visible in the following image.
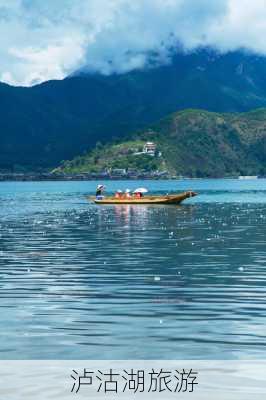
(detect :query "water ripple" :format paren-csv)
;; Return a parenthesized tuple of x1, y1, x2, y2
(0, 180, 266, 359)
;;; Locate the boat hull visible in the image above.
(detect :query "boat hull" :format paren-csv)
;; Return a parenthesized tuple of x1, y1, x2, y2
(89, 191, 197, 205)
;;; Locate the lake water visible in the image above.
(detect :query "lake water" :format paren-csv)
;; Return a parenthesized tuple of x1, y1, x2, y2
(0, 179, 265, 360)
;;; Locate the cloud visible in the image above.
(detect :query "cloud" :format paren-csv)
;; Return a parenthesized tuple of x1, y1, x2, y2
(8, 38, 85, 85)
(1, 0, 266, 86)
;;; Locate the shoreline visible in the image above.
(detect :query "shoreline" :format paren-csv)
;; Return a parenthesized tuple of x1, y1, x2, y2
(0, 174, 264, 182)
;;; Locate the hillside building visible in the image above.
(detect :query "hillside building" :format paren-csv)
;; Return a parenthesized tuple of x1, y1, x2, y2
(143, 142, 156, 156)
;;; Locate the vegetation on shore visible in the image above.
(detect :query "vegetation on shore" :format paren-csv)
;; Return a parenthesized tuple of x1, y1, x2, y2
(55, 108, 266, 178)
(55, 140, 165, 174)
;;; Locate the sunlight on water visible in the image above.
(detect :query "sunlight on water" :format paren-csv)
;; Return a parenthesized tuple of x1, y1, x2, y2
(0, 179, 265, 359)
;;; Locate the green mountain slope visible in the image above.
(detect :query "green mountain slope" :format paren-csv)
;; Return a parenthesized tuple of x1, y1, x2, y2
(56, 109, 266, 178)
(2, 49, 266, 170)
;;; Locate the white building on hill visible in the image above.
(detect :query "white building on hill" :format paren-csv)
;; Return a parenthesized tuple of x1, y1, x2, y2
(143, 142, 156, 156)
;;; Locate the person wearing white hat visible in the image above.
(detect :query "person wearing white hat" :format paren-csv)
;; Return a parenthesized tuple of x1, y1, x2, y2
(96, 184, 105, 198)
(125, 189, 131, 199)
(115, 189, 123, 199)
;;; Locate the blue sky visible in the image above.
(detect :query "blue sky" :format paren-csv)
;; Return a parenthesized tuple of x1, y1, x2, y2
(1, 0, 266, 86)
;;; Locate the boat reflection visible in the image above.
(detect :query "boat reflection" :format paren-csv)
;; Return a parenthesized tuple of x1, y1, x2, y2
(113, 204, 149, 227)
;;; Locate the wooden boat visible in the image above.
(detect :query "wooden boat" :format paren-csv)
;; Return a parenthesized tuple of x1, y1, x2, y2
(89, 191, 197, 205)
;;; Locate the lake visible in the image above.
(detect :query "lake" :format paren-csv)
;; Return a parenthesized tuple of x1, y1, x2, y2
(0, 179, 265, 360)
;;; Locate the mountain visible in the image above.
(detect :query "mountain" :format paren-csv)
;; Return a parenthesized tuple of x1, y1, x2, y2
(2, 48, 266, 170)
(56, 108, 266, 178)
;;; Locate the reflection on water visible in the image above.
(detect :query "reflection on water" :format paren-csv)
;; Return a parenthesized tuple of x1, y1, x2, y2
(0, 180, 265, 360)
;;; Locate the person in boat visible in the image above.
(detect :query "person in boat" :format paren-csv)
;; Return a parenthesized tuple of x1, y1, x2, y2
(134, 191, 143, 198)
(133, 187, 147, 198)
(115, 190, 123, 199)
(125, 189, 132, 199)
(96, 184, 105, 199)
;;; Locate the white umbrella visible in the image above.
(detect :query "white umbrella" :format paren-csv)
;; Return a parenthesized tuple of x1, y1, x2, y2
(133, 187, 148, 193)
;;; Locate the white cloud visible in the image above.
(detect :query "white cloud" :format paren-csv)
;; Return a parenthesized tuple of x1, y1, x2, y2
(7, 37, 85, 85)
(1, 0, 266, 86)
